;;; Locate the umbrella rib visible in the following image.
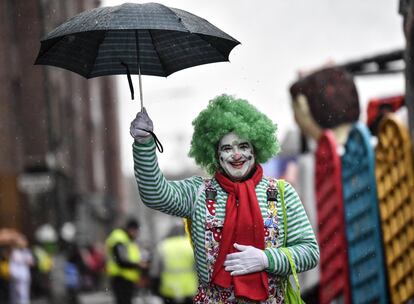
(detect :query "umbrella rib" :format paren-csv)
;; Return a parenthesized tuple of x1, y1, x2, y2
(163, 5, 187, 30)
(197, 34, 229, 61)
(88, 30, 109, 77)
(162, 5, 236, 57)
(147, 30, 168, 77)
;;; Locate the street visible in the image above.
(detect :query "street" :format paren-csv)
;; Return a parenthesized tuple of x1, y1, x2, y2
(81, 291, 163, 304)
(32, 291, 163, 304)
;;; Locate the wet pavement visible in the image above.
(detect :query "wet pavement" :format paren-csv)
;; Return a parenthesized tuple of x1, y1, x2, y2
(32, 291, 163, 304)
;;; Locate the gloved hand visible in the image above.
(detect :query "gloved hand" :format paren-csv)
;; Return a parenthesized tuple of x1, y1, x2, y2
(224, 243, 269, 276)
(130, 107, 153, 143)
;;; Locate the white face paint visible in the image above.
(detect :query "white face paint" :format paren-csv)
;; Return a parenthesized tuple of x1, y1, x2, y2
(218, 132, 256, 181)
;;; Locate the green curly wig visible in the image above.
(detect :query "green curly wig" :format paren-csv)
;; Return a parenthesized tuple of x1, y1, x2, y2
(189, 94, 280, 175)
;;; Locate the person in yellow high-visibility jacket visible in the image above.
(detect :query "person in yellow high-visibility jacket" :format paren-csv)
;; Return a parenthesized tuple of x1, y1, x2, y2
(150, 223, 198, 304)
(31, 244, 53, 300)
(106, 218, 145, 304)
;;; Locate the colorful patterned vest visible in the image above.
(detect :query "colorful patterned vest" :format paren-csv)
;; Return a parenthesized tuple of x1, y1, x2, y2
(193, 178, 284, 304)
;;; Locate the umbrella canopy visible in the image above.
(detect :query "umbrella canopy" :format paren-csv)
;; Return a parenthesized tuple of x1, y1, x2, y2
(35, 2, 240, 104)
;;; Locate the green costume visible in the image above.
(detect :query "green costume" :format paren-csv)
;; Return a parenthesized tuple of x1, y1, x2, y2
(132, 140, 319, 303)
(132, 95, 319, 303)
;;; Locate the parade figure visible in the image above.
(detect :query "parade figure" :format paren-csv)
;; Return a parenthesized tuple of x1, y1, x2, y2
(130, 94, 319, 303)
(289, 67, 360, 148)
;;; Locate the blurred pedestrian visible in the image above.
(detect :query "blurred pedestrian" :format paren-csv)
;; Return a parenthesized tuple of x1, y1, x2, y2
(64, 243, 84, 304)
(81, 243, 105, 290)
(150, 222, 197, 304)
(9, 236, 33, 304)
(130, 95, 319, 303)
(105, 218, 146, 304)
(31, 242, 54, 301)
(0, 245, 11, 303)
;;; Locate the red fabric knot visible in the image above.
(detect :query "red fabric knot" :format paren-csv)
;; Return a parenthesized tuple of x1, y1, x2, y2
(212, 165, 269, 301)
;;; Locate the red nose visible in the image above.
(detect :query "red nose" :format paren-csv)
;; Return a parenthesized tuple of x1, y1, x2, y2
(232, 152, 241, 160)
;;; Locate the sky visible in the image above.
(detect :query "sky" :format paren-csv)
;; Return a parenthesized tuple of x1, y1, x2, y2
(102, 0, 405, 176)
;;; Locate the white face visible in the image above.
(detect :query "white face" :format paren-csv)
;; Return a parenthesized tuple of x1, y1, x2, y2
(218, 132, 256, 181)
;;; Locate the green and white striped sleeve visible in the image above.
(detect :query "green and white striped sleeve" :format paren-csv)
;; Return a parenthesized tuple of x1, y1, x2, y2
(132, 139, 203, 218)
(264, 182, 320, 276)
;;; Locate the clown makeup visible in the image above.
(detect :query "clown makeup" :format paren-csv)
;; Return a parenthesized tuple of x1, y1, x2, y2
(218, 132, 256, 181)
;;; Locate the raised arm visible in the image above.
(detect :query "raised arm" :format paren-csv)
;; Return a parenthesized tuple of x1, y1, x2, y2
(130, 109, 202, 218)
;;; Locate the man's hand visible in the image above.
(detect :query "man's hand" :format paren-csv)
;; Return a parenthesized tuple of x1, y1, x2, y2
(223, 243, 269, 276)
(130, 107, 154, 143)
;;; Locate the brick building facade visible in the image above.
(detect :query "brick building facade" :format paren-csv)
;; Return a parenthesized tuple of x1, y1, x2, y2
(0, 0, 123, 242)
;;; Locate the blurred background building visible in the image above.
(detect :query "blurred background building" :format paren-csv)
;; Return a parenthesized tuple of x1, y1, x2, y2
(0, 0, 122, 243)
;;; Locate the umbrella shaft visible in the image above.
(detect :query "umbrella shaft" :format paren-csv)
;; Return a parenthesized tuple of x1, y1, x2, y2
(138, 66, 143, 110)
(135, 29, 143, 110)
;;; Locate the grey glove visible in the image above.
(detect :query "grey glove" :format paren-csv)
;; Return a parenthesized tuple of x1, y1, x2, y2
(130, 107, 153, 143)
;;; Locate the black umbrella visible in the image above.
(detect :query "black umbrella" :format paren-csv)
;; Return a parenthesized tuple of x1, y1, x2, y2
(35, 2, 240, 109)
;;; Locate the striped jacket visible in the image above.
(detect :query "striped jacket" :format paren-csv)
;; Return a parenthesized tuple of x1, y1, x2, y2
(133, 140, 319, 285)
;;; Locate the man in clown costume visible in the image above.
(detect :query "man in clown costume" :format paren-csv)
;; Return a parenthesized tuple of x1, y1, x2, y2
(130, 94, 319, 303)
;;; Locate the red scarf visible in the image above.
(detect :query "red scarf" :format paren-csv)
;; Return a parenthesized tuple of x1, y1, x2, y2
(212, 165, 269, 301)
